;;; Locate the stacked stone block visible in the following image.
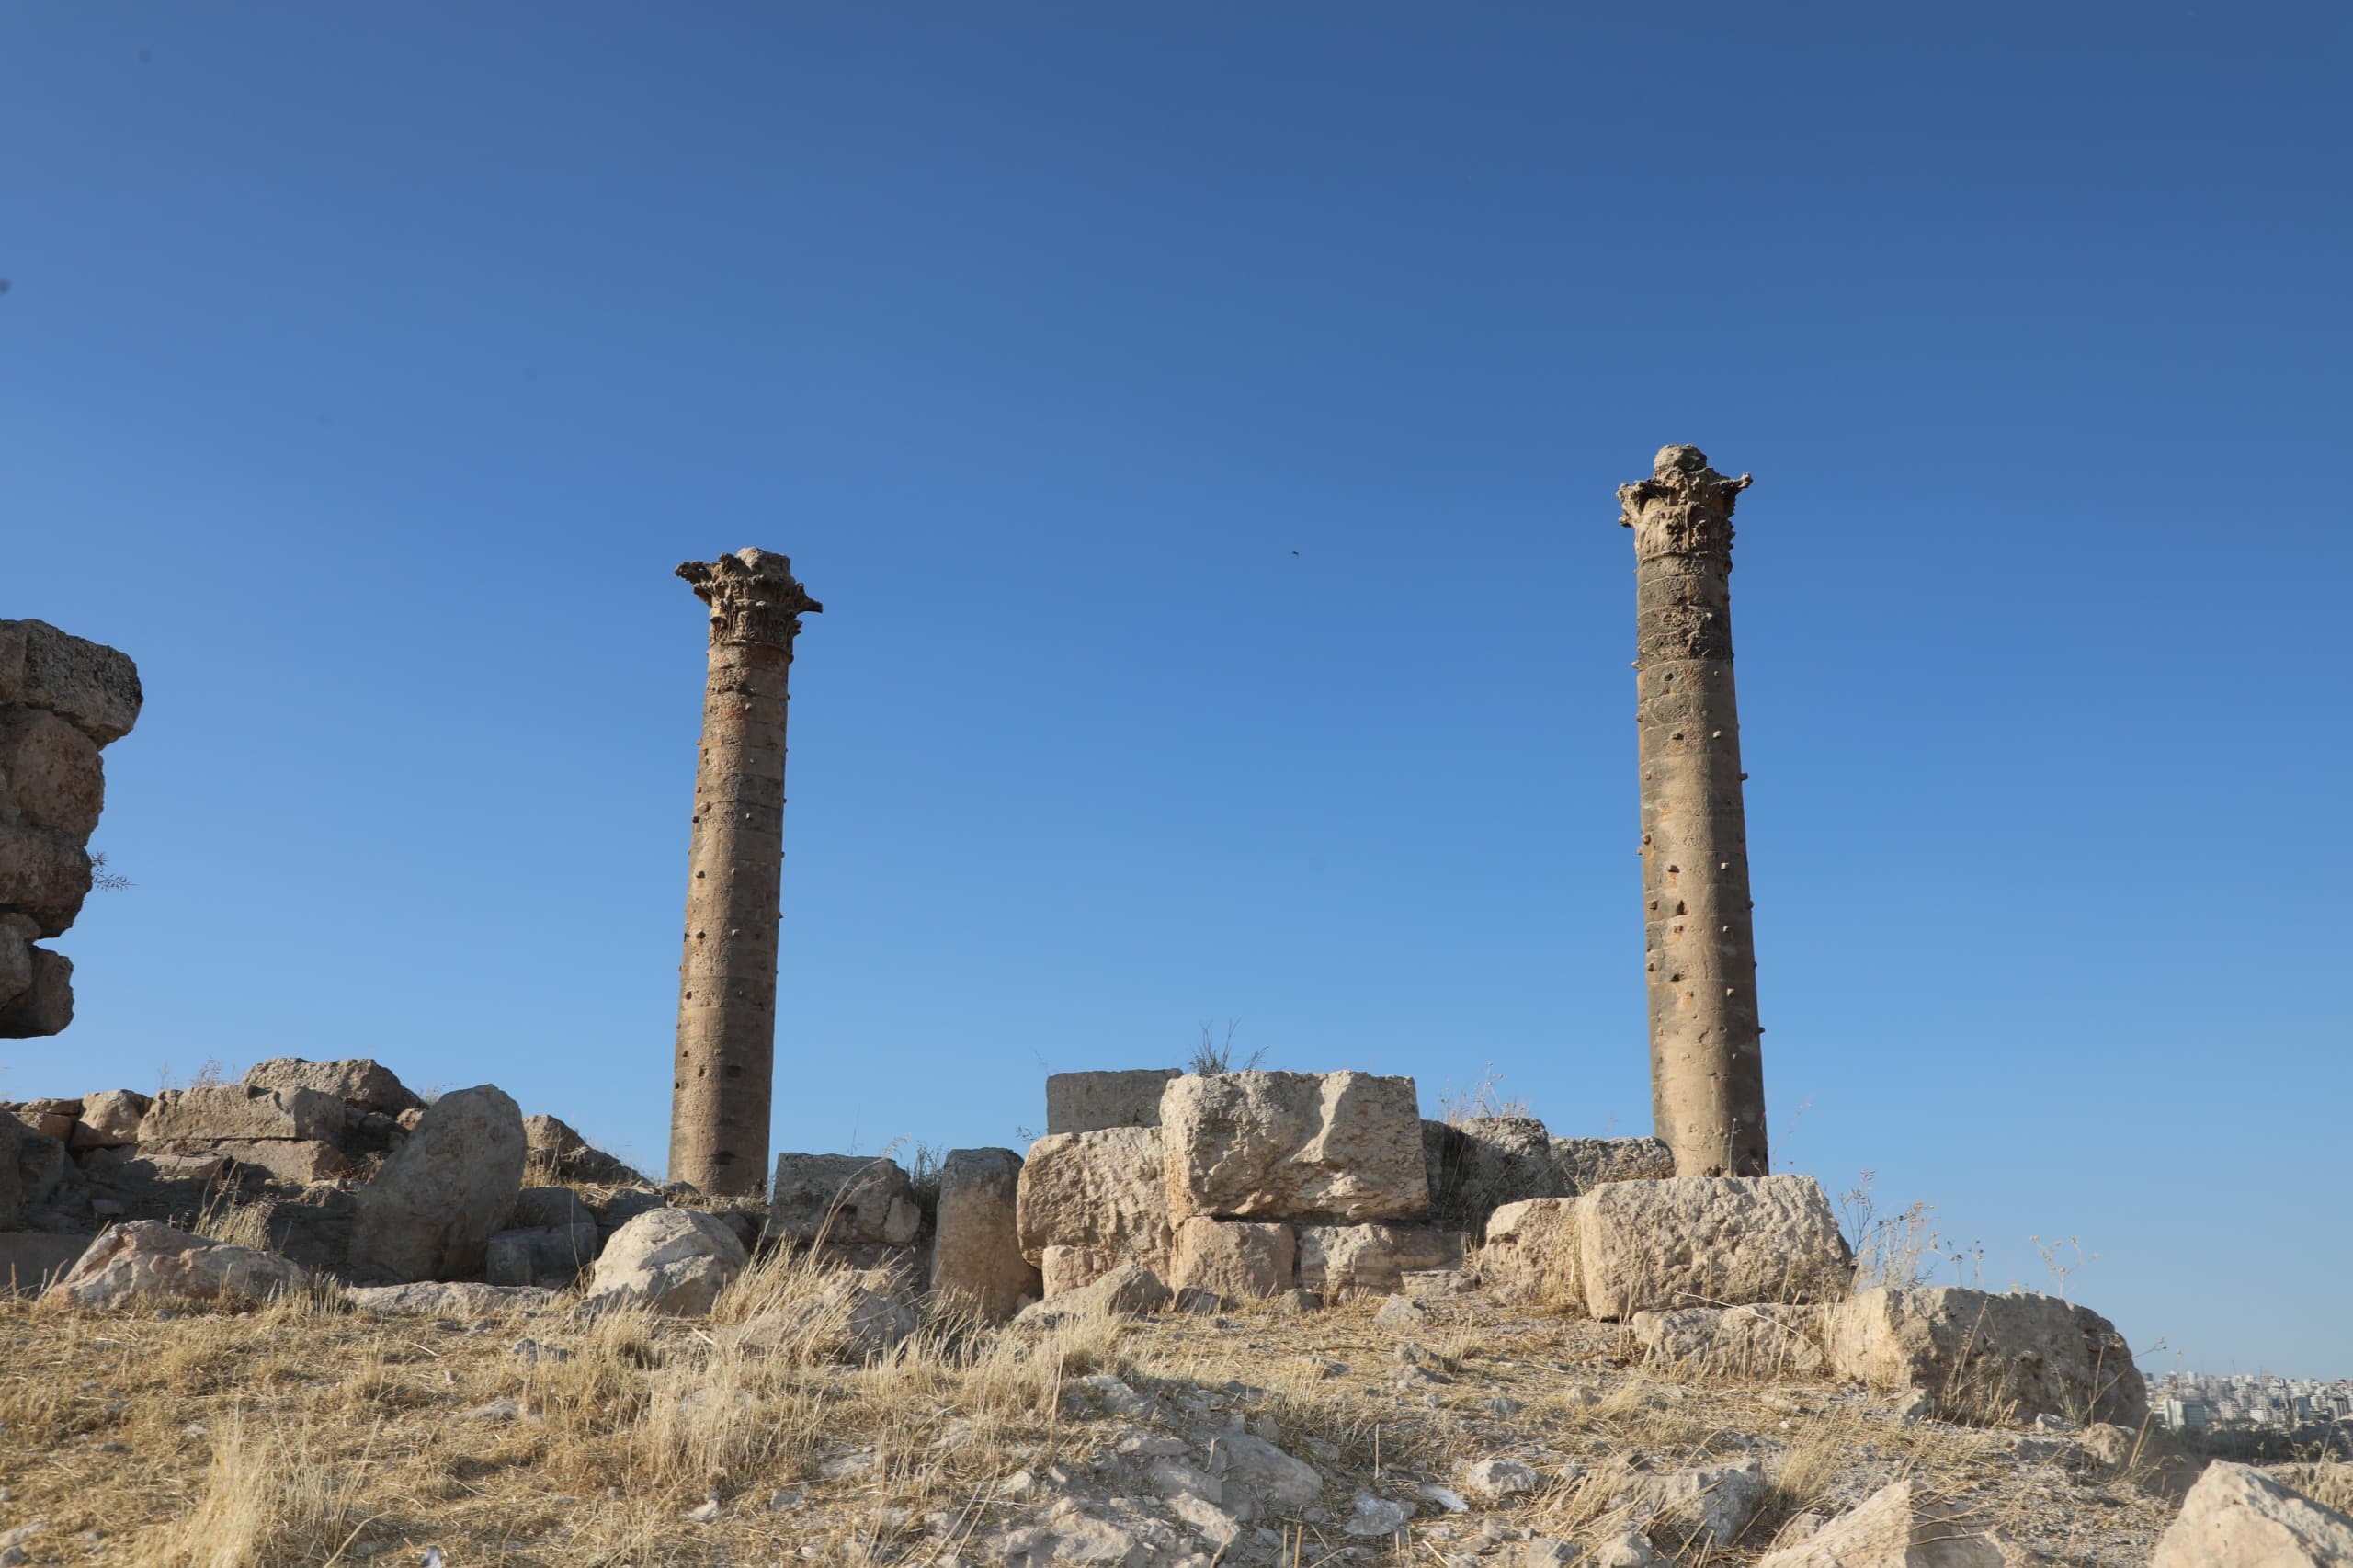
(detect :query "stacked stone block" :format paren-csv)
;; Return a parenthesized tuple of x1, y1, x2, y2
(0, 619, 141, 1038)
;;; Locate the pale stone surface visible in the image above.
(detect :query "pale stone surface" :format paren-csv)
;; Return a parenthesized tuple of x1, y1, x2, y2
(242, 1057, 425, 1117)
(1162, 1071, 1428, 1223)
(348, 1085, 526, 1283)
(485, 1223, 599, 1287)
(1012, 1261, 1170, 1327)
(1045, 1068, 1183, 1134)
(1170, 1216, 1295, 1302)
(1619, 446, 1769, 1176)
(1578, 1174, 1847, 1320)
(345, 1281, 556, 1315)
(670, 551, 820, 1197)
(582, 1207, 749, 1316)
(767, 1153, 920, 1246)
(140, 1085, 347, 1143)
(723, 1277, 917, 1361)
(68, 1089, 149, 1148)
(2150, 1460, 2353, 1566)
(42, 1221, 308, 1309)
(1461, 1459, 1542, 1501)
(1207, 1430, 1324, 1515)
(1631, 1303, 1825, 1377)
(1552, 1136, 1677, 1193)
(0, 1232, 89, 1294)
(1017, 1126, 1169, 1284)
(1483, 1198, 1584, 1307)
(1822, 1287, 2147, 1428)
(928, 1147, 1040, 1323)
(187, 1139, 351, 1184)
(1623, 1458, 1767, 1548)
(1756, 1479, 2037, 1566)
(1293, 1222, 1464, 1298)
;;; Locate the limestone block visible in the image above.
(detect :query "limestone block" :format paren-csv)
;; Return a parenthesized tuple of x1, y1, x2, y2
(10, 1107, 73, 1143)
(1578, 1174, 1847, 1320)
(345, 1281, 556, 1316)
(1012, 1260, 1170, 1328)
(1293, 1222, 1464, 1298)
(1040, 1244, 1120, 1296)
(78, 1148, 229, 1183)
(0, 620, 143, 744)
(1208, 1431, 1324, 1518)
(1551, 1136, 1676, 1194)
(722, 1277, 918, 1362)
(513, 1186, 597, 1231)
(0, 826, 89, 937)
(1756, 1478, 2042, 1566)
(68, 1089, 151, 1149)
(0, 1113, 22, 1229)
(2150, 1460, 2353, 1566)
(1483, 1198, 1584, 1307)
(1822, 1287, 2147, 1428)
(581, 1208, 748, 1316)
(1425, 1117, 1569, 1234)
(0, 710, 104, 838)
(1170, 1216, 1295, 1302)
(522, 1113, 642, 1185)
(1631, 1304, 1825, 1378)
(928, 1146, 1040, 1323)
(1045, 1068, 1183, 1133)
(14, 1128, 65, 1212)
(141, 1085, 347, 1144)
(767, 1153, 919, 1246)
(1, 1232, 91, 1295)
(0, 944, 73, 1036)
(485, 1222, 600, 1287)
(348, 1085, 526, 1283)
(1016, 1126, 1169, 1283)
(1162, 1071, 1428, 1224)
(42, 1221, 308, 1310)
(595, 1187, 668, 1235)
(1624, 1459, 1767, 1549)
(163, 1139, 350, 1185)
(242, 1057, 425, 1117)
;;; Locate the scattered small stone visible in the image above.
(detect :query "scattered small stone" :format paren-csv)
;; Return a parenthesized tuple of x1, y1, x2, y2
(1345, 1493, 1414, 1537)
(511, 1335, 571, 1366)
(1417, 1483, 1469, 1513)
(1483, 1393, 1525, 1417)
(1461, 1458, 1542, 1501)
(1373, 1294, 1430, 1333)
(464, 1396, 523, 1422)
(1591, 1529, 1654, 1568)
(687, 1499, 721, 1523)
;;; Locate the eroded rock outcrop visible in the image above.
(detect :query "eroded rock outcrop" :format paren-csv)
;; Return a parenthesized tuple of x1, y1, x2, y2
(2149, 1460, 2353, 1567)
(40, 1221, 308, 1310)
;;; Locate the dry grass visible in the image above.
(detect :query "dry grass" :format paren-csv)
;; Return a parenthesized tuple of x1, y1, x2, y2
(0, 1262, 2192, 1567)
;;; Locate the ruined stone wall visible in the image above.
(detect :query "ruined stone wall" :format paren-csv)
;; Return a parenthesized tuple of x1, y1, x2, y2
(0, 620, 141, 1038)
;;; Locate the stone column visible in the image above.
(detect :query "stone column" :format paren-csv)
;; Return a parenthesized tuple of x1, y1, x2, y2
(1618, 445, 1768, 1177)
(670, 550, 820, 1195)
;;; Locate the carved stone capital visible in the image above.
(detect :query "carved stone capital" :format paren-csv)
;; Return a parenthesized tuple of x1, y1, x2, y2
(1618, 445, 1752, 562)
(676, 549, 823, 649)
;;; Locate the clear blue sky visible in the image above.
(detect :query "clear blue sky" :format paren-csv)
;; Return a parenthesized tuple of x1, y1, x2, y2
(4, 6, 2346, 1376)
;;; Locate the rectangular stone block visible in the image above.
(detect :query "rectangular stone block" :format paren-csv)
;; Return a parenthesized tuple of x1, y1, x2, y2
(164, 1139, 351, 1185)
(767, 1153, 919, 1246)
(1482, 1198, 1584, 1308)
(1015, 1126, 1169, 1283)
(1162, 1070, 1428, 1224)
(1823, 1286, 2147, 1428)
(1170, 1216, 1295, 1303)
(0, 826, 91, 936)
(1577, 1175, 1848, 1321)
(929, 1147, 1040, 1323)
(1045, 1068, 1183, 1134)
(1294, 1222, 1464, 1298)
(68, 1089, 150, 1149)
(0, 620, 143, 744)
(1551, 1136, 1675, 1194)
(140, 1085, 346, 1143)
(1424, 1116, 1565, 1234)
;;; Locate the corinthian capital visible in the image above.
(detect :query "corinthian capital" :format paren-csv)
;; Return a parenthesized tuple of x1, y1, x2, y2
(1618, 445, 1752, 562)
(677, 549, 823, 648)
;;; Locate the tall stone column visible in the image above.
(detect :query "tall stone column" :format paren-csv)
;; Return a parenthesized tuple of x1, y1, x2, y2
(670, 550, 820, 1196)
(1618, 445, 1768, 1177)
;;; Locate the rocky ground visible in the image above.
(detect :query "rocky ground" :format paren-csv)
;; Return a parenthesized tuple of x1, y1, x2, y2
(7, 1245, 2327, 1568)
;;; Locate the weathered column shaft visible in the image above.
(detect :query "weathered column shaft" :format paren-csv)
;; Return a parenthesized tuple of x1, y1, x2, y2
(671, 550, 819, 1195)
(1619, 446, 1768, 1177)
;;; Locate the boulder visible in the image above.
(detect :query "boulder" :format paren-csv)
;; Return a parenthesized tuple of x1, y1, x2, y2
(513, 1186, 597, 1231)
(2150, 1460, 2353, 1566)
(522, 1113, 643, 1185)
(1424, 1116, 1565, 1233)
(1822, 1287, 2147, 1429)
(0, 620, 144, 744)
(41, 1221, 308, 1310)
(722, 1276, 918, 1361)
(241, 1057, 424, 1117)
(1623, 1459, 1767, 1549)
(928, 1147, 1040, 1323)
(1482, 1198, 1584, 1308)
(1, 1232, 89, 1294)
(1012, 1261, 1170, 1328)
(767, 1153, 920, 1246)
(1552, 1136, 1676, 1194)
(68, 1089, 150, 1149)
(345, 1281, 556, 1316)
(1293, 1222, 1464, 1298)
(1578, 1174, 1847, 1320)
(0, 709, 105, 838)
(1756, 1478, 2040, 1566)
(140, 1085, 347, 1144)
(1162, 1071, 1428, 1224)
(1170, 1217, 1295, 1303)
(348, 1085, 526, 1283)
(1631, 1304, 1826, 1378)
(579, 1208, 748, 1316)
(1205, 1430, 1324, 1517)
(1016, 1126, 1170, 1288)
(1045, 1068, 1183, 1134)
(484, 1223, 600, 1287)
